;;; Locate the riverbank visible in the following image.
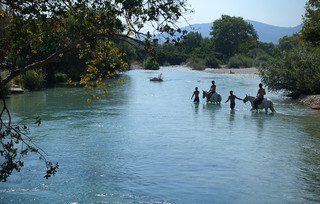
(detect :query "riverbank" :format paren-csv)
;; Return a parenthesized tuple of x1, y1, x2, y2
(298, 95, 320, 107)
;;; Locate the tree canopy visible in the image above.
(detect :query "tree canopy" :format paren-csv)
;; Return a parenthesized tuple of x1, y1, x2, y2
(0, 0, 190, 181)
(301, 0, 320, 46)
(210, 15, 258, 58)
(260, 0, 320, 97)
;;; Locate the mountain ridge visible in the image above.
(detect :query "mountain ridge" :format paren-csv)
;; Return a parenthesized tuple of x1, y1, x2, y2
(181, 20, 302, 44)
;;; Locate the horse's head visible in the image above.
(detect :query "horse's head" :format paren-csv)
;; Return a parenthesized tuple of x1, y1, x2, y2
(243, 94, 249, 103)
(202, 90, 207, 99)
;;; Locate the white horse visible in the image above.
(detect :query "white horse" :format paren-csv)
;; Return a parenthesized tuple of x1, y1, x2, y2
(202, 90, 222, 104)
(243, 95, 276, 113)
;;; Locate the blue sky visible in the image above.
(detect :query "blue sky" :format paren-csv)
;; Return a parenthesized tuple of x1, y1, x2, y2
(181, 0, 307, 27)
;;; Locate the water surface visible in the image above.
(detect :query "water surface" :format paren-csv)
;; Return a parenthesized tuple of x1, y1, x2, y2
(1, 67, 320, 203)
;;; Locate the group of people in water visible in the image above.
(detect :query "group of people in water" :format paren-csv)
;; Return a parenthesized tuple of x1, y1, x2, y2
(191, 80, 266, 110)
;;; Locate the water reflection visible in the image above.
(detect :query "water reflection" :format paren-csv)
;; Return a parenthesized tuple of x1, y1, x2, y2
(229, 109, 235, 122)
(192, 102, 200, 115)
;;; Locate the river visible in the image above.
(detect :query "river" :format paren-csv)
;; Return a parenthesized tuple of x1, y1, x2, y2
(1, 67, 320, 203)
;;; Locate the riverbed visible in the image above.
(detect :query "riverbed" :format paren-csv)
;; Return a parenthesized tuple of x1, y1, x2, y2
(1, 67, 320, 203)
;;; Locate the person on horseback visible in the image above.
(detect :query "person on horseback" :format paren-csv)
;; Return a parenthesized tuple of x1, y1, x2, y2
(252, 83, 266, 110)
(207, 80, 216, 102)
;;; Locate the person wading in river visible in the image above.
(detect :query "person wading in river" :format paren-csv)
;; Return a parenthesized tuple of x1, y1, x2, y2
(191, 87, 200, 103)
(225, 90, 243, 110)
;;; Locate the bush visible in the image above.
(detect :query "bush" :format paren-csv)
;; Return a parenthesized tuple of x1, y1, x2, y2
(260, 44, 320, 97)
(143, 56, 160, 70)
(227, 54, 253, 68)
(54, 72, 68, 83)
(253, 54, 273, 68)
(205, 55, 219, 68)
(22, 70, 47, 90)
(187, 56, 206, 70)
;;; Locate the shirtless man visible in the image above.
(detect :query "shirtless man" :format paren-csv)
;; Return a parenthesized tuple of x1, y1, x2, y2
(207, 80, 216, 102)
(253, 83, 266, 110)
(225, 90, 243, 110)
(191, 87, 200, 103)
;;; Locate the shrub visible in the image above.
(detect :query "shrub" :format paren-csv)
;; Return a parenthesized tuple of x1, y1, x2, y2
(260, 44, 320, 97)
(205, 55, 219, 68)
(227, 54, 253, 68)
(253, 54, 273, 68)
(143, 56, 160, 70)
(187, 56, 206, 70)
(22, 70, 46, 90)
(54, 72, 68, 83)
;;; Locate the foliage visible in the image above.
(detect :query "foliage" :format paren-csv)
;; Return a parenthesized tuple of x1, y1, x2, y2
(0, 100, 59, 181)
(252, 54, 273, 68)
(204, 55, 219, 68)
(301, 0, 320, 46)
(22, 70, 46, 90)
(260, 44, 320, 97)
(183, 32, 202, 53)
(143, 56, 160, 70)
(187, 55, 206, 70)
(210, 15, 258, 58)
(228, 54, 253, 68)
(0, 0, 190, 181)
(278, 34, 301, 51)
(54, 72, 68, 83)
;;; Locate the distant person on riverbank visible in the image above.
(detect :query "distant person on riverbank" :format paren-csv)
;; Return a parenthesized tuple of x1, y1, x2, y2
(207, 80, 216, 101)
(253, 83, 266, 110)
(225, 90, 243, 110)
(191, 87, 200, 103)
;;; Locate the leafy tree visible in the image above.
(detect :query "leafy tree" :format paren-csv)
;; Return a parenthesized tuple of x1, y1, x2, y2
(210, 15, 258, 58)
(278, 34, 300, 51)
(183, 32, 203, 53)
(0, 0, 190, 181)
(260, 44, 320, 97)
(301, 0, 320, 46)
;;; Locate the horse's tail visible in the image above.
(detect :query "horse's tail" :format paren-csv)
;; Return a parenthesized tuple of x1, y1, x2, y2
(270, 101, 276, 113)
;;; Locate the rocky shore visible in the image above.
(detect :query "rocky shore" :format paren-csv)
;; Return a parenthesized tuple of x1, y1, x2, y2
(298, 95, 320, 107)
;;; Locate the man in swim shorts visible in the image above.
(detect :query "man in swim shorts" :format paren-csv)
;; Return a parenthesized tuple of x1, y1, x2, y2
(225, 90, 243, 110)
(191, 87, 200, 103)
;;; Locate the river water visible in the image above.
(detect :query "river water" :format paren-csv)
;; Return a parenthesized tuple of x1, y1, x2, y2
(1, 67, 320, 203)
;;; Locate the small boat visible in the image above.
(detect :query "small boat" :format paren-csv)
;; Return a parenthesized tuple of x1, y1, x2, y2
(311, 105, 320, 110)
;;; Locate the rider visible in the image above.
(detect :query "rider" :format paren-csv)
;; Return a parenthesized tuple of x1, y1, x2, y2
(253, 83, 266, 110)
(207, 80, 216, 102)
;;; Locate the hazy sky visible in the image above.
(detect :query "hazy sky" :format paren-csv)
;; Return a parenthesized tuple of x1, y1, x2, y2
(180, 0, 307, 27)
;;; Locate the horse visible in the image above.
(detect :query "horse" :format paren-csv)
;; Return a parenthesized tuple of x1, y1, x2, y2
(243, 95, 276, 113)
(202, 90, 222, 104)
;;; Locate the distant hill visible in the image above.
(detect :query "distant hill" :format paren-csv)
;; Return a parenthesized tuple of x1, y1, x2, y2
(181, 20, 302, 44)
